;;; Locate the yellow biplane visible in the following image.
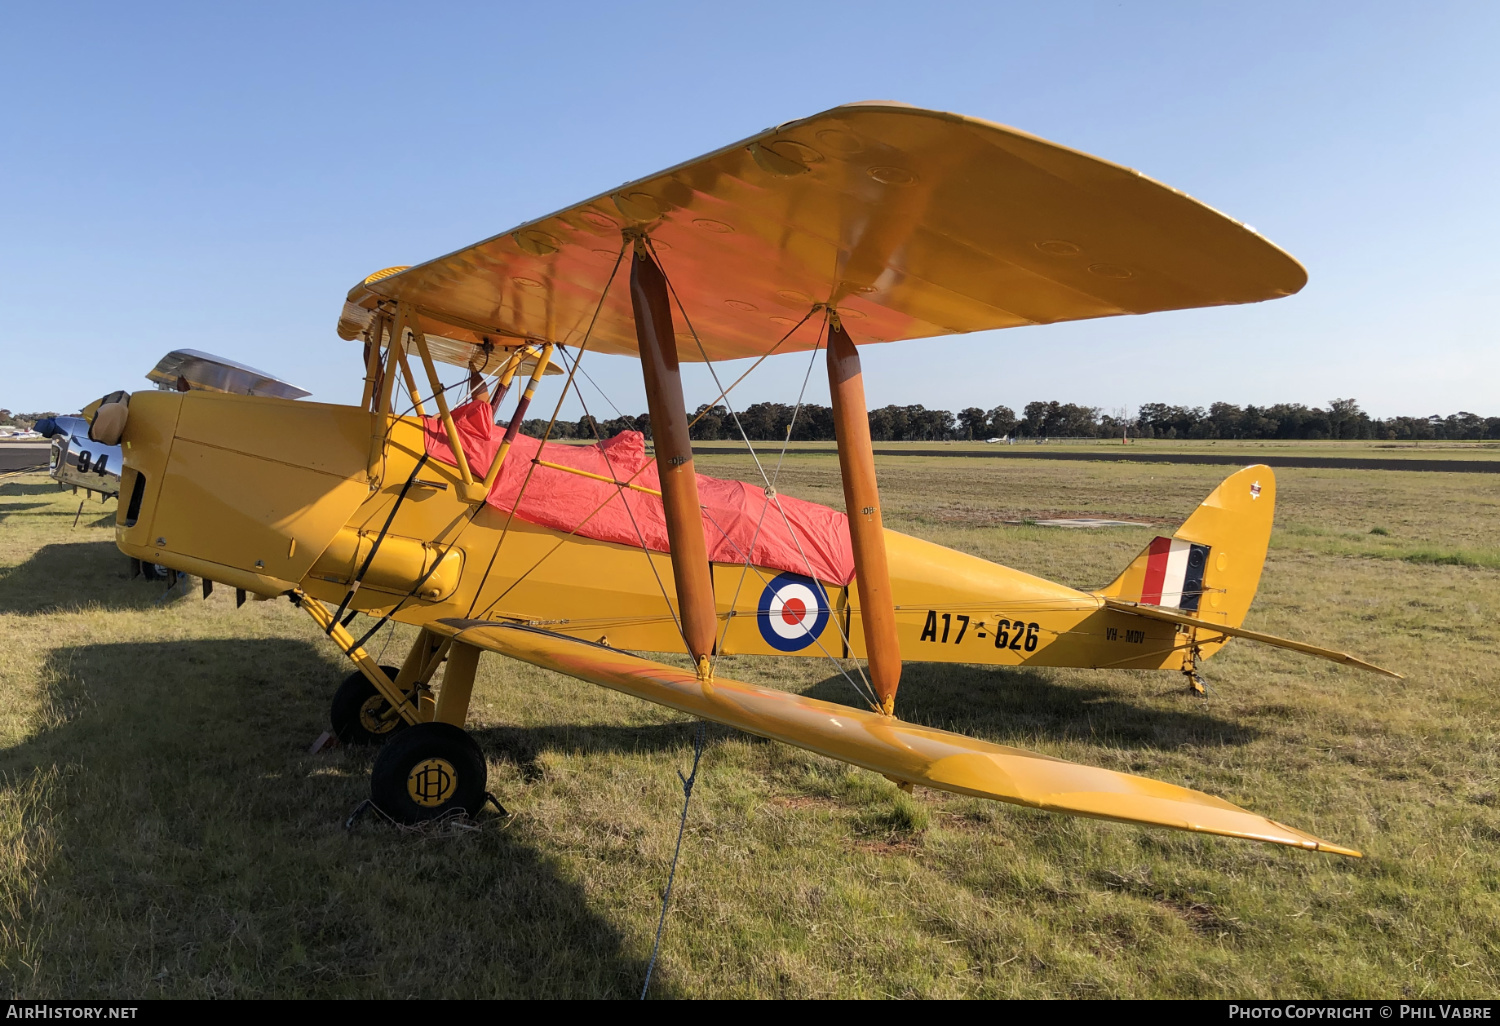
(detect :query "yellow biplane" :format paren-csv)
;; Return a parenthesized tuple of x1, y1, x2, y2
(88, 102, 1395, 856)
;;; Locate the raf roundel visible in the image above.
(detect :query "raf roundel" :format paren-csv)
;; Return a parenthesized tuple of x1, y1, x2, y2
(757, 572, 831, 652)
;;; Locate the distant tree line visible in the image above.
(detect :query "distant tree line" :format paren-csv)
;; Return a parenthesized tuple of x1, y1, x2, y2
(523, 398, 1500, 443)
(0, 410, 59, 428)
(9, 399, 1492, 443)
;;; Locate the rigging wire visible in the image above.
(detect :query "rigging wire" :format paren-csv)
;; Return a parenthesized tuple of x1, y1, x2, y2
(575, 361, 625, 420)
(344, 302, 546, 649)
(699, 505, 880, 710)
(714, 321, 826, 633)
(703, 325, 880, 711)
(548, 343, 686, 644)
(462, 238, 630, 619)
(342, 334, 492, 649)
(331, 452, 431, 631)
(645, 241, 875, 705)
(476, 307, 823, 619)
(374, 619, 398, 664)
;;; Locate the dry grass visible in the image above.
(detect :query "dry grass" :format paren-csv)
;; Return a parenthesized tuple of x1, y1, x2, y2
(0, 459, 1496, 998)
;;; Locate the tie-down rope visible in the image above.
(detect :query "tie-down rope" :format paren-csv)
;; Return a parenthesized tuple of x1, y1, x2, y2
(640, 719, 706, 1000)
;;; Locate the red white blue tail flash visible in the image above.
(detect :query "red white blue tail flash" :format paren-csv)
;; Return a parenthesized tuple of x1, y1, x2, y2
(1141, 537, 1211, 612)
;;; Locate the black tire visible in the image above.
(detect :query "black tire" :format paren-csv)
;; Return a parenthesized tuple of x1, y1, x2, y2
(370, 722, 487, 823)
(330, 666, 408, 746)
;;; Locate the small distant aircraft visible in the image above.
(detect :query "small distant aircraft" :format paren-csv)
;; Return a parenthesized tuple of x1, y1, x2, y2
(87, 103, 1394, 856)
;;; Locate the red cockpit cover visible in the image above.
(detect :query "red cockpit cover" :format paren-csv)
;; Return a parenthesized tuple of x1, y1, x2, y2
(423, 401, 855, 585)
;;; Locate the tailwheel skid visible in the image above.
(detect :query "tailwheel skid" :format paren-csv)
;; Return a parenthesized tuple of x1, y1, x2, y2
(1182, 640, 1208, 696)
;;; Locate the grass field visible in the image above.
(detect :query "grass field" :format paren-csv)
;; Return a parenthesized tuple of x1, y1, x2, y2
(1, 456, 1497, 998)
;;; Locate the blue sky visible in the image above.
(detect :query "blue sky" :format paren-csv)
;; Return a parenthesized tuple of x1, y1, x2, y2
(3, 2, 1496, 419)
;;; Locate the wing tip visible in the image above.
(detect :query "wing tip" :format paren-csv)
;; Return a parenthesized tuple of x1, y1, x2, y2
(1316, 841, 1364, 859)
(1261, 819, 1362, 858)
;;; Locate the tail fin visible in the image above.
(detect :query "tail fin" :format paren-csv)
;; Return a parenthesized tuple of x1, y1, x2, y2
(1097, 465, 1275, 630)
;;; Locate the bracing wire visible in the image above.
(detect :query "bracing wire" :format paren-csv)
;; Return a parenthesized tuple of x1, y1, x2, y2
(462, 238, 630, 618)
(548, 343, 687, 646)
(346, 306, 571, 647)
(684, 305, 817, 424)
(645, 242, 876, 705)
(374, 619, 398, 664)
(700, 505, 880, 710)
(575, 361, 625, 420)
(478, 307, 825, 620)
(707, 351, 881, 709)
(715, 320, 826, 624)
(341, 335, 490, 647)
(704, 324, 880, 711)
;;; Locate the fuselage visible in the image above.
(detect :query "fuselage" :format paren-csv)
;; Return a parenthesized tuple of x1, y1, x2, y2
(114, 390, 1194, 673)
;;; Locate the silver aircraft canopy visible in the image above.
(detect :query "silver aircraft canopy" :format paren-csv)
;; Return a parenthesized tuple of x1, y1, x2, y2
(146, 349, 312, 400)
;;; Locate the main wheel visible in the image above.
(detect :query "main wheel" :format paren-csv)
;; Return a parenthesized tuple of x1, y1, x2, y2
(370, 722, 487, 823)
(330, 666, 408, 746)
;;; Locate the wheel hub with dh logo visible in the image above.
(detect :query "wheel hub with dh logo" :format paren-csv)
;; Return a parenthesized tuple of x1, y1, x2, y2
(407, 757, 458, 807)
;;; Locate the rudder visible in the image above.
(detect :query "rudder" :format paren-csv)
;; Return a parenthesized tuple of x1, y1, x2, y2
(1097, 465, 1275, 630)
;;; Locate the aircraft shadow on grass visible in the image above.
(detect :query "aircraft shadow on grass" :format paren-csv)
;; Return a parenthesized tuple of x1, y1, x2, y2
(1, 541, 1251, 994)
(0, 481, 62, 498)
(800, 662, 1258, 751)
(470, 720, 713, 784)
(0, 540, 165, 615)
(0, 501, 56, 518)
(469, 656, 1255, 790)
(7, 636, 662, 998)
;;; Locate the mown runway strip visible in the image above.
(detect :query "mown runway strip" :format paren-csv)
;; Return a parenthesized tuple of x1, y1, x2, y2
(694, 446, 1500, 473)
(0, 443, 49, 473)
(6, 440, 1494, 474)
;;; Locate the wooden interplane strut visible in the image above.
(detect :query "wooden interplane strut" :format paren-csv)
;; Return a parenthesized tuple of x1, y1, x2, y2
(630, 242, 717, 674)
(826, 316, 902, 714)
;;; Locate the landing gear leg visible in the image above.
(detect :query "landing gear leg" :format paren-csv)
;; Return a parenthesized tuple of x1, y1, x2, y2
(369, 640, 488, 822)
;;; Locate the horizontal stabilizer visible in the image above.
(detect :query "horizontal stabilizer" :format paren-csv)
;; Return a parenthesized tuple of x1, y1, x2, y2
(432, 618, 1359, 857)
(1103, 598, 1402, 679)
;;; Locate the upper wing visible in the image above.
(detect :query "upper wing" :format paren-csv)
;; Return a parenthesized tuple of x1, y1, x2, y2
(338, 102, 1306, 362)
(431, 618, 1358, 857)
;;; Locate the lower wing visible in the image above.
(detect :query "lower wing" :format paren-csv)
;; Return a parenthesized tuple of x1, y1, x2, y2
(430, 617, 1360, 857)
